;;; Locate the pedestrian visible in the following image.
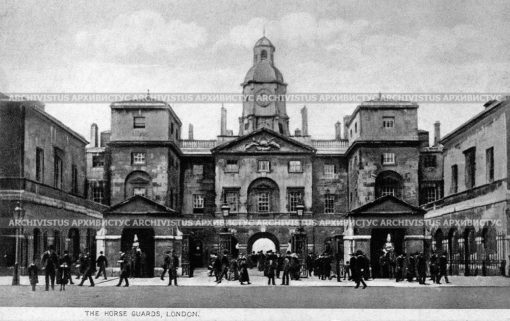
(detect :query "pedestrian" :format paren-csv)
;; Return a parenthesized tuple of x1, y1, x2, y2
(229, 256, 239, 281)
(430, 253, 438, 283)
(239, 256, 251, 285)
(41, 245, 58, 291)
(60, 250, 74, 285)
(417, 252, 427, 285)
(28, 259, 38, 292)
(76, 252, 86, 280)
(437, 251, 450, 284)
(217, 251, 229, 283)
(78, 251, 95, 287)
(306, 253, 313, 277)
(161, 251, 171, 281)
(395, 253, 404, 282)
(95, 251, 108, 280)
(213, 254, 222, 282)
(276, 252, 283, 279)
(335, 255, 342, 282)
(116, 252, 130, 287)
(344, 258, 351, 280)
(267, 257, 276, 285)
(281, 252, 291, 286)
(58, 262, 70, 291)
(406, 253, 416, 282)
(168, 251, 179, 286)
(352, 251, 367, 289)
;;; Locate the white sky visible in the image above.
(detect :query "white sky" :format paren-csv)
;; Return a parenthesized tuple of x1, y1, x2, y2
(1, 0, 509, 141)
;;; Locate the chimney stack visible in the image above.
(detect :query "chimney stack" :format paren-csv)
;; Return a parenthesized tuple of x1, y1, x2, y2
(335, 121, 342, 140)
(220, 105, 227, 136)
(90, 123, 98, 147)
(301, 106, 308, 136)
(343, 115, 351, 139)
(188, 124, 194, 140)
(434, 121, 441, 146)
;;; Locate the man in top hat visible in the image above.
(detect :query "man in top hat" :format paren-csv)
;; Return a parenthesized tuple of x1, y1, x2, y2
(95, 251, 108, 280)
(116, 251, 130, 287)
(41, 245, 58, 291)
(352, 250, 367, 289)
(281, 251, 291, 286)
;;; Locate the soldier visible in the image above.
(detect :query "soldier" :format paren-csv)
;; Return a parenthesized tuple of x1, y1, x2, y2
(27, 259, 39, 291)
(161, 251, 171, 280)
(41, 245, 58, 291)
(78, 251, 96, 287)
(116, 251, 130, 287)
(60, 250, 74, 285)
(168, 250, 179, 286)
(95, 251, 108, 280)
(281, 251, 291, 286)
(437, 251, 450, 284)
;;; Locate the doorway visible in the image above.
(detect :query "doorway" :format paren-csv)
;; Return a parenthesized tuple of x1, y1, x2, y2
(370, 228, 405, 278)
(121, 228, 155, 278)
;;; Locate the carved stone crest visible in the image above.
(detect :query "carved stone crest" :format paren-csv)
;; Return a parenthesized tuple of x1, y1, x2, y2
(244, 136, 281, 151)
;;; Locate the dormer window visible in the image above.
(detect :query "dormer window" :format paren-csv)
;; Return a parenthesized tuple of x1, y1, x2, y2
(261, 50, 267, 60)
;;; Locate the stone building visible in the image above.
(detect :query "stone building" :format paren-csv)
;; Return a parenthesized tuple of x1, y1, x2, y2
(424, 99, 510, 276)
(0, 98, 105, 271)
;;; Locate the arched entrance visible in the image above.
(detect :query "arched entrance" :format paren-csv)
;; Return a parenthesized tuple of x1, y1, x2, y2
(121, 228, 155, 278)
(190, 238, 204, 268)
(247, 232, 280, 254)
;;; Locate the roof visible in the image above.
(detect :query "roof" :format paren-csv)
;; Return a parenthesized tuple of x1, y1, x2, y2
(105, 195, 176, 215)
(110, 97, 182, 126)
(254, 36, 275, 48)
(211, 127, 316, 154)
(349, 195, 426, 215)
(440, 99, 508, 144)
(243, 60, 285, 85)
(345, 98, 418, 126)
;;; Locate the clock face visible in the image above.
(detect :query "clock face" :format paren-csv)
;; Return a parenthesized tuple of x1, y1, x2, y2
(255, 89, 272, 107)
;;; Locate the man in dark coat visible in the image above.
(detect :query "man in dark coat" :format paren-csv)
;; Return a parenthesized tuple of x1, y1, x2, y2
(395, 253, 404, 282)
(60, 250, 74, 284)
(352, 251, 367, 289)
(429, 253, 438, 283)
(95, 251, 108, 280)
(161, 251, 171, 280)
(267, 257, 277, 285)
(281, 252, 291, 285)
(437, 251, 450, 284)
(116, 252, 130, 287)
(406, 253, 416, 282)
(78, 252, 96, 287)
(217, 251, 229, 283)
(168, 251, 179, 286)
(276, 253, 283, 279)
(28, 259, 39, 291)
(213, 254, 222, 282)
(335, 255, 342, 282)
(306, 253, 314, 277)
(76, 252, 86, 280)
(417, 252, 427, 285)
(41, 245, 58, 291)
(239, 256, 251, 285)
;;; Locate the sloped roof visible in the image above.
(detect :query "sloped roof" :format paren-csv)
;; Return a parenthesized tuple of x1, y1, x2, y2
(349, 195, 426, 215)
(105, 195, 176, 215)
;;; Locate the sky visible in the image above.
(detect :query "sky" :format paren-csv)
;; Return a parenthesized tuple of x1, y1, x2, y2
(1, 0, 509, 141)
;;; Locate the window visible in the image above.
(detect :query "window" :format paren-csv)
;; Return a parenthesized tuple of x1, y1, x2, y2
(258, 160, 270, 172)
(288, 161, 302, 173)
(193, 194, 204, 211)
(324, 164, 335, 178)
(261, 50, 267, 60)
(225, 160, 239, 173)
(287, 189, 304, 212)
(382, 153, 396, 165)
(278, 123, 283, 134)
(92, 154, 104, 168)
(170, 123, 174, 135)
(324, 194, 335, 214)
(132, 152, 146, 165)
(257, 192, 270, 213)
(350, 129, 352, 138)
(464, 147, 476, 189)
(133, 116, 145, 128)
(375, 171, 403, 198)
(36, 148, 44, 182)
(193, 164, 204, 175)
(424, 154, 436, 167)
(486, 147, 494, 183)
(133, 187, 146, 196)
(91, 181, 104, 203)
(224, 190, 239, 213)
(54, 150, 63, 189)
(354, 122, 357, 133)
(383, 116, 395, 128)
(451, 165, 458, 193)
(424, 186, 440, 204)
(71, 164, 78, 194)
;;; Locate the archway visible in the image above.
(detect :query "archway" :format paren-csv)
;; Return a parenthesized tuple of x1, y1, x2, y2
(190, 238, 204, 268)
(121, 227, 155, 278)
(370, 228, 405, 279)
(247, 178, 280, 214)
(247, 232, 280, 254)
(464, 227, 476, 276)
(375, 171, 403, 199)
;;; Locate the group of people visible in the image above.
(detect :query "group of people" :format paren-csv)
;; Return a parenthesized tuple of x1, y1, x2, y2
(28, 245, 109, 291)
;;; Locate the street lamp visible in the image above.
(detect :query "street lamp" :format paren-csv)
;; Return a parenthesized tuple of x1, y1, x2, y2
(221, 204, 230, 232)
(12, 202, 25, 286)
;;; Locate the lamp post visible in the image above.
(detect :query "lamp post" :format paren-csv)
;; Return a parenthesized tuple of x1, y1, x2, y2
(12, 202, 24, 286)
(295, 204, 307, 277)
(219, 204, 231, 255)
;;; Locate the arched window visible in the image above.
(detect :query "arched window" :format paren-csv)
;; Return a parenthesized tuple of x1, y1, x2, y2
(375, 171, 403, 198)
(260, 50, 268, 60)
(247, 178, 280, 214)
(125, 171, 152, 199)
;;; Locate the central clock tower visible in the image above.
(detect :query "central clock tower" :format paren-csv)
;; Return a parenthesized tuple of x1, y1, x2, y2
(239, 36, 290, 136)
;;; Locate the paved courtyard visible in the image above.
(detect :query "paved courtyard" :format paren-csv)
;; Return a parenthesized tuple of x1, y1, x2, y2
(0, 269, 509, 308)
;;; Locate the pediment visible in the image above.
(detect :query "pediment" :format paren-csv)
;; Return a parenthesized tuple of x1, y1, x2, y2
(105, 195, 176, 215)
(350, 195, 425, 215)
(212, 128, 315, 154)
